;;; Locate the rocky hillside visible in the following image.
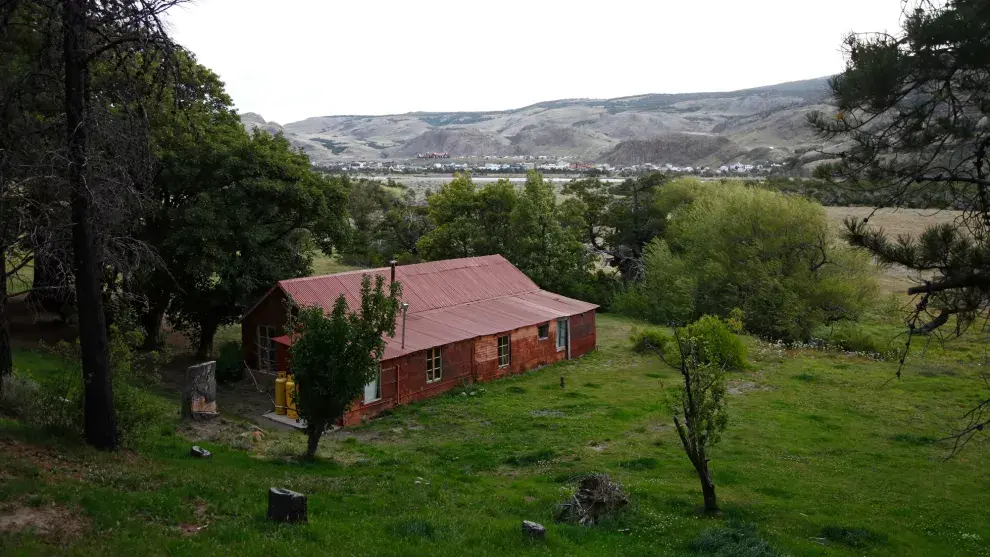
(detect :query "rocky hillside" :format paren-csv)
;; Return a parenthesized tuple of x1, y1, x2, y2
(241, 77, 834, 166)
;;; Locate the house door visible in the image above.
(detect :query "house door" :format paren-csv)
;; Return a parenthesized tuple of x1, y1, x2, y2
(364, 369, 381, 404)
(557, 318, 570, 358)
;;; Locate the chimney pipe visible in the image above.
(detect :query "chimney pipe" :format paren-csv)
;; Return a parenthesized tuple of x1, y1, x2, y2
(390, 259, 397, 284)
(400, 302, 409, 349)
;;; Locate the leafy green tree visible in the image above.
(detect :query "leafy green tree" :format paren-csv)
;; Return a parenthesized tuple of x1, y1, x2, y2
(509, 171, 589, 294)
(621, 183, 877, 340)
(128, 52, 242, 347)
(474, 180, 518, 255)
(562, 173, 669, 281)
(340, 177, 389, 265)
(810, 0, 990, 340)
(341, 179, 430, 266)
(164, 130, 349, 358)
(417, 173, 517, 260)
(289, 274, 401, 457)
(612, 239, 695, 323)
(378, 190, 431, 261)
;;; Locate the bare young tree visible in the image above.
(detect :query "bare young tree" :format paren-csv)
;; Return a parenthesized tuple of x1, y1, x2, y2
(648, 316, 739, 514)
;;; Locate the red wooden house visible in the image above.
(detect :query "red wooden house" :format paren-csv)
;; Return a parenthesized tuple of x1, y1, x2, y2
(241, 255, 597, 425)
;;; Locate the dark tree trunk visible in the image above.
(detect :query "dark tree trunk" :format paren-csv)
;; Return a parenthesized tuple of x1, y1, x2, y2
(697, 458, 718, 514)
(195, 316, 220, 360)
(674, 414, 719, 514)
(64, 0, 117, 450)
(0, 245, 11, 389)
(140, 292, 169, 350)
(305, 420, 324, 458)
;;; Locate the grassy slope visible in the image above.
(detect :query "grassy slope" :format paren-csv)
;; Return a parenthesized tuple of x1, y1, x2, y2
(310, 252, 359, 277)
(2, 315, 989, 556)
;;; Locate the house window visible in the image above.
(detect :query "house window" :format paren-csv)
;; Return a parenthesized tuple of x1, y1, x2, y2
(498, 335, 511, 367)
(556, 318, 569, 352)
(364, 369, 381, 403)
(426, 347, 442, 383)
(257, 325, 277, 371)
(538, 323, 549, 340)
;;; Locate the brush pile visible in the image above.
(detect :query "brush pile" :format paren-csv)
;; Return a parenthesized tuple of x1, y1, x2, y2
(554, 474, 629, 525)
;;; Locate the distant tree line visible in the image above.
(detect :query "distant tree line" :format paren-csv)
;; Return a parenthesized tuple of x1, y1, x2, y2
(756, 177, 968, 209)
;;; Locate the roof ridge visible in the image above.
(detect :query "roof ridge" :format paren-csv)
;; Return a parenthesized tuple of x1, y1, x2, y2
(410, 288, 543, 315)
(279, 254, 508, 285)
(279, 267, 386, 285)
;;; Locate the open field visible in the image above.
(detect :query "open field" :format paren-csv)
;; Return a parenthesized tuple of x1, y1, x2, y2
(824, 206, 964, 237)
(825, 207, 966, 298)
(2, 314, 988, 556)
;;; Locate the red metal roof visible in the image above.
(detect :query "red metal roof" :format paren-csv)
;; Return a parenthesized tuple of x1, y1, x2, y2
(266, 255, 597, 359)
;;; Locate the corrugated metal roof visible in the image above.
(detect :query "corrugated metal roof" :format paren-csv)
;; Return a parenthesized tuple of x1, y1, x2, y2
(266, 255, 597, 359)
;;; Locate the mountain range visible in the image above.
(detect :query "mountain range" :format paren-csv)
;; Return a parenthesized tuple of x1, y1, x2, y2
(240, 76, 835, 167)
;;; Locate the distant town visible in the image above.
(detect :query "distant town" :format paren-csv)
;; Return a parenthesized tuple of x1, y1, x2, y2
(314, 152, 789, 178)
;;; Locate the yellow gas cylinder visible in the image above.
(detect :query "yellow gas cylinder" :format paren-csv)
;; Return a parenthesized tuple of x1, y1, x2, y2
(285, 374, 298, 420)
(274, 371, 287, 415)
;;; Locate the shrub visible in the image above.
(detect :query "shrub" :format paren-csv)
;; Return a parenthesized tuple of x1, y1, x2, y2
(28, 324, 168, 445)
(629, 327, 672, 354)
(216, 341, 245, 383)
(0, 374, 39, 419)
(820, 323, 888, 356)
(680, 315, 747, 370)
(690, 523, 782, 557)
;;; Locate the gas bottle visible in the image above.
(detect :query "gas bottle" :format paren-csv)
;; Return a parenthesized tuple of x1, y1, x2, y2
(285, 374, 298, 420)
(274, 371, 287, 415)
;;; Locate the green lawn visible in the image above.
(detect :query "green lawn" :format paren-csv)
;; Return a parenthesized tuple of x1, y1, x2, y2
(1, 314, 988, 556)
(311, 252, 358, 276)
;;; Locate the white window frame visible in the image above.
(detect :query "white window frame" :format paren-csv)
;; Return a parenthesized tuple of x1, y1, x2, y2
(257, 325, 277, 371)
(426, 347, 442, 383)
(497, 335, 511, 368)
(364, 368, 382, 404)
(556, 318, 568, 352)
(537, 323, 550, 340)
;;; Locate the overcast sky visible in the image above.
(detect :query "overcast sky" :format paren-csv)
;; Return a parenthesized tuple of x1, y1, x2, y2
(165, 0, 904, 124)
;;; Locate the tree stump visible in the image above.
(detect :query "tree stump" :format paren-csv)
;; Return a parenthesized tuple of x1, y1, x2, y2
(267, 487, 307, 523)
(181, 361, 218, 420)
(522, 520, 546, 539)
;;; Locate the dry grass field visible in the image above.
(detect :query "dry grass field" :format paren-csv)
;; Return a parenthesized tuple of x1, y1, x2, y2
(825, 207, 965, 298)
